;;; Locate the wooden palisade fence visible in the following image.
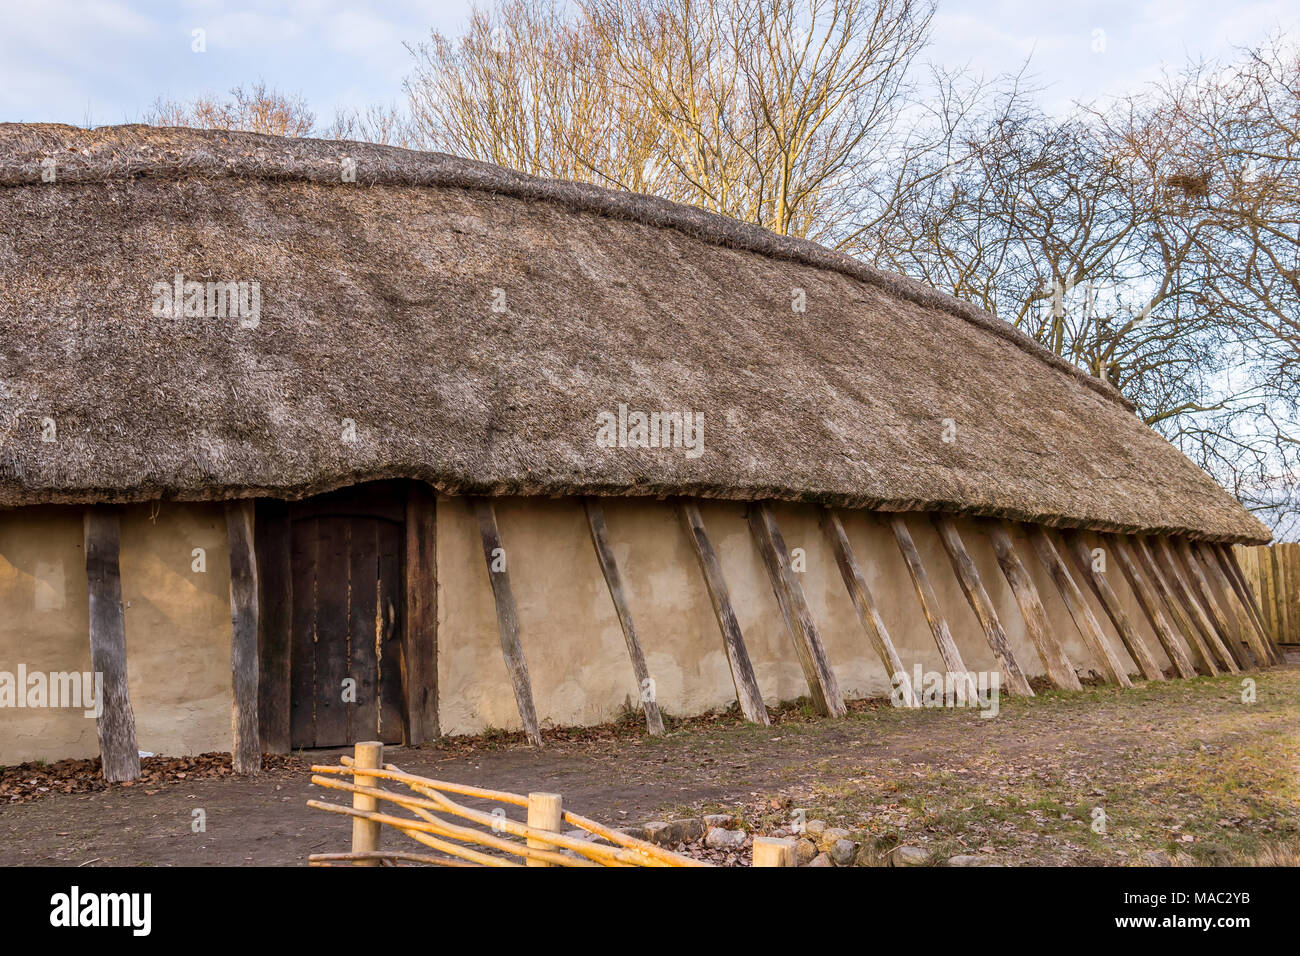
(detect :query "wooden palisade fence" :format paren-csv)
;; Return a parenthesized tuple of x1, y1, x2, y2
(1235, 543, 1300, 647)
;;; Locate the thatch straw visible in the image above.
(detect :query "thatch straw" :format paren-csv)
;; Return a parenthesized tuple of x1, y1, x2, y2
(0, 123, 1269, 542)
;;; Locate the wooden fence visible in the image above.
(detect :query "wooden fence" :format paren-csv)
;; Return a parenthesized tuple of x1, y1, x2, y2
(307, 742, 720, 866)
(1235, 544, 1300, 645)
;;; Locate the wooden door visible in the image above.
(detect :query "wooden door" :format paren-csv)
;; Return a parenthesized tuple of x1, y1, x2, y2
(288, 484, 406, 748)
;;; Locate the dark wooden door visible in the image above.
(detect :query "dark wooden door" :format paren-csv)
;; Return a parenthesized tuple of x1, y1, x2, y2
(289, 483, 406, 748)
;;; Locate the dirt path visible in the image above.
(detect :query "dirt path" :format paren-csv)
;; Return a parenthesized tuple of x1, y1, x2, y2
(3, 666, 1297, 866)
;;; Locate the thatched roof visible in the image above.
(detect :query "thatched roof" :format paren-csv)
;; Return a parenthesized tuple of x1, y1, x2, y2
(0, 124, 1269, 542)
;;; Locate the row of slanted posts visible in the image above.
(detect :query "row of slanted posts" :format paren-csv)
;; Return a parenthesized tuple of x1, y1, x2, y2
(83, 496, 1283, 781)
(472, 499, 1282, 740)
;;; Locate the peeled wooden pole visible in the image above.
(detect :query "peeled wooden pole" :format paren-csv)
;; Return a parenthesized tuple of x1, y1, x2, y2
(752, 837, 797, 867)
(748, 503, 845, 717)
(472, 498, 543, 746)
(1134, 537, 1218, 675)
(987, 523, 1080, 690)
(887, 514, 976, 697)
(678, 501, 769, 725)
(1109, 535, 1198, 679)
(225, 499, 262, 775)
(1028, 527, 1131, 686)
(1063, 532, 1164, 681)
(819, 508, 919, 707)
(933, 515, 1032, 695)
(526, 792, 564, 868)
(84, 508, 141, 783)
(1153, 537, 1239, 674)
(1215, 545, 1280, 664)
(350, 741, 384, 866)
(582, 498, 665, 735)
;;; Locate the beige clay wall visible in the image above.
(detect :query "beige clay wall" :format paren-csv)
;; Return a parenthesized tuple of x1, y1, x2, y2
(436, 496, 1171, 736)
(0, 502, 232, 764)
(2, 493, 1184, 763)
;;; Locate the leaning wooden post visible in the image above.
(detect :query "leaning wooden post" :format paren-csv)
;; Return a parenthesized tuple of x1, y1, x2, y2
(1028, 527, 1131, 686)
(819, 508, 918, 707)
(987, 522, 1080, 690)
(1153, 537, 1239, 674)
(678, 500, 769, 725)
(1202, 543, 1274, 667)
(583, 498, 665, 735)
(1135, 537, 1218, 675)
(1062, 532, 1164, 681)
(403, 483, 440, 745)
(472, 498, 543, 747)
(887, 514, 976, 698)
(752, 836, 797, 867)
(933, 515, 1032, 695)
(1109, 535, 1198, 680)
(84, 508, 141, 783)
(748, 503, 845, 717)
(1175, 538, 1254, 669)
(350, 741, 384, 866)
(526, 792, 564, 868)
(225, 499, 261, 775)
(1217, 545, 1279, 663)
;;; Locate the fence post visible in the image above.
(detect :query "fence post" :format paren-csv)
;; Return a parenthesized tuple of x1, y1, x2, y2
(752, 836, 796, 867)
(526, 792, 563, 867)
(351, 741, 384, 866)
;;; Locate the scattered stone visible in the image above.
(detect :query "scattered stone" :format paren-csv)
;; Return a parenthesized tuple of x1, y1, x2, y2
(805, 852, 833, 867)
(945, 854, 993, 867)
(795, 838, 818, 865)
(563, 829, 594, 842)
(670, 818, 707, 844)
(703, 813, 735, 829)
(890, 845, 933, 867)
(829, 838, 856, 866)
(705, 827, 748, 849)
(1142, 850, 1173, 867)
(818, 826, 852, 852)
(616, 825, 650, 842)
(805, 819, 828, 839)
(642, 821, 672, 844)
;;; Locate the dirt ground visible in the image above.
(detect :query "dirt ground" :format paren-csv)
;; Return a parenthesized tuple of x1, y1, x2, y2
(2, 665, 1297, 866)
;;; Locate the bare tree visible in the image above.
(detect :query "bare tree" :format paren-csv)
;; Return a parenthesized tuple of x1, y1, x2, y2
(321, 102, 416, 148)
(145, 80, 316, 137)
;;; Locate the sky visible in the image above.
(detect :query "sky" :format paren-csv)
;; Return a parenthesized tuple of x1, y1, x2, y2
(1, 0, 1297, 128)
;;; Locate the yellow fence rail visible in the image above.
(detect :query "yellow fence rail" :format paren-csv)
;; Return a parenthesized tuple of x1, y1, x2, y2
(1235, 543, 1300, 645)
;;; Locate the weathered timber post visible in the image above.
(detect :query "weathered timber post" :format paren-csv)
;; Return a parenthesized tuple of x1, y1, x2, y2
(527, 792, 563, 867)
(350, 740, 384, 866)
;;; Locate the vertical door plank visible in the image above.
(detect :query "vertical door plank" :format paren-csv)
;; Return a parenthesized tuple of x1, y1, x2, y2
(313, 517, 351, 746)
(289, 517, 319, 748)
(255, 499, 292, 754)
(403, 483, 440, 744)
(377, 520, 406, 745)
(348, 519, 380, 743)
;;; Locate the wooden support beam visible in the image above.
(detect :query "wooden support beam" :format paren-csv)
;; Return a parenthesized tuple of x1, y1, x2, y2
(1109, 535, 1198, 679)
(987, 522, 1080, 690)
(1134, 537, 1218, 674)
(748, 503, 845, 717)
(1184, 540, 1261, 669)
(225, 499, 262, 775)
(583, 498, 665, 735)
(1028, 526, 1131, 686)
(1063, 532, 1164, 681)
(1216, 545, 1281, 664)
(887, 514, 976, 697)
(1149, 537, 1237, 674)
(472, 498, 543, 747)
(84, 508, 140, 783)
(255, 499, 292, 754)
(678, 500, 769, 725)
(1175, 537, 1253, 669)
(933, 515, 1033, 695)
(403, 483, 440, 744)
(819, 508, 919, 707)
